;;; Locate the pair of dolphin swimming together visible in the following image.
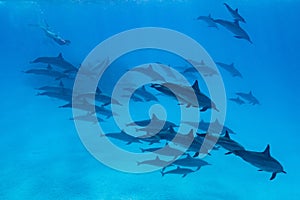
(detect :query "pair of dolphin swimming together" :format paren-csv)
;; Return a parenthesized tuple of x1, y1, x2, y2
(198, 131, 286, 180)
(197, 3, 252, 43)
(230, 91, 260, 105)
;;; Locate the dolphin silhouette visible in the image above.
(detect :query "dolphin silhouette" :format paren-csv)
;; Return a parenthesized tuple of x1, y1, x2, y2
(24, 64, 69, 80)
(216, 62, 243, 78)
(236, 91, 260, 105)
(232, 145, 286, 180)
(29, 22, 71, 46)
(30, 53, 78, 72)
(214, 19, 252, 43)
(170, 154, 210, 170)
(161, 166, 196, 178)
(137, 156, 173, 170)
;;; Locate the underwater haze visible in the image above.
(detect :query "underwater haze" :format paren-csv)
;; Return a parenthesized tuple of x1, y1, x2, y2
(0, 0, 300, 199)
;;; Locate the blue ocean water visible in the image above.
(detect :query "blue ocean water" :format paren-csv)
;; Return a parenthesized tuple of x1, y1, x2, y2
(0, 0, 300, 199)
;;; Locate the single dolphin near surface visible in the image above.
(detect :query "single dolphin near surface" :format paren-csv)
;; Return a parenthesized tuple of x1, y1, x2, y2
(30, 53, 78, 72)
(196, 14, 218, 29)
(29, 22, 71, 46)
(224, 3, 246, 23)
(232, 145, 286, 180)
(229, 96, 245, 105)
(214, 19, 252, 43)
(161, 166, 196, 178)
(215, 62, 243, 78)
(236, 91, 260, 105)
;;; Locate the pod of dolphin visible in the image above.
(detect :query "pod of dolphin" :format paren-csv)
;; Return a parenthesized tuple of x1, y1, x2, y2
(24, 3, 286, 180)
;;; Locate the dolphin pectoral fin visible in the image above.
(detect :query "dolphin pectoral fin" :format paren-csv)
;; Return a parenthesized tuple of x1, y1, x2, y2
(258, 169, 263, 171)
(225, 151, 233, 155)
(270, 172, 277, 180)
(200, 106, 209, 112)
(182, 174, 187, 178)
(58, 53, 63, 60)
(193, 152, 199, 157)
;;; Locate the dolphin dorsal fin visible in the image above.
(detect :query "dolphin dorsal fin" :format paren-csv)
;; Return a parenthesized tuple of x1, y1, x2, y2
(187, 129, 194, 137)
(263, 145, 271, 157)
(177, 166, 180, 169)
(235, 8, 238, 12)
(96, 87, 102, 94)
(152, 113, 159, 121)
(59, 80, 64, 88)
(186, 154, 192, 159)
(200, 60, 205, 65)
(58, 53, 63, 60)
(169, 126, 176, 134)
(47, 64, 52, 70)
(230, 63, 234, 67)
(141, 85, 146, 91)
(224, 130, 230, 139)
(249, 91, 252, 95)
(208, 14, 211, 18)
(155, 156, 159, 160)
(214, 119, 220, 125)
(192, 80, 200, 93)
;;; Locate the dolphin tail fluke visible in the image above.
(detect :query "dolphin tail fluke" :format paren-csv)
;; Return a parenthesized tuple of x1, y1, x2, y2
(99, 133, 105, 137)
(160, 170, 165, 177)
(140, 148, 145, 153)
(270, 172, 277, 180)
(136, 161, 141, 166)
